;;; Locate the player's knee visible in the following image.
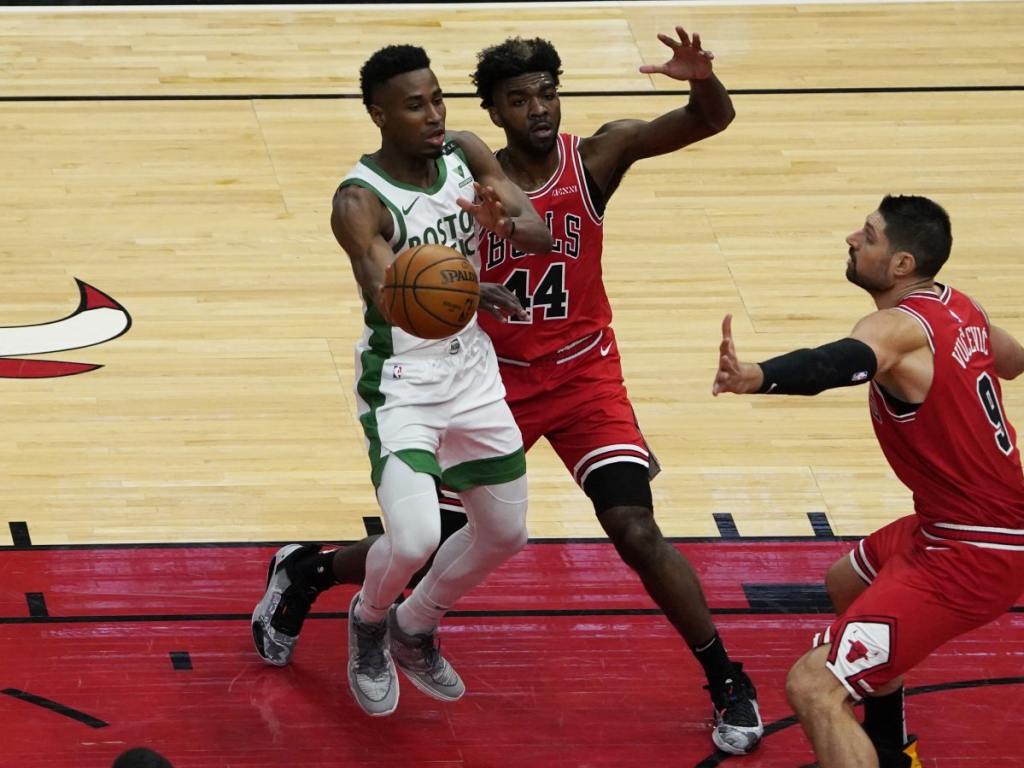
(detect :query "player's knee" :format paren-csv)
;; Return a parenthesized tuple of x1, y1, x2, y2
(494, 522, 528, 557)
(785, 655, 821, 714)
(786, 650, 844, 716)
(388, 527, 441, 572)
(602, 508, 661, 571)
(584, 462, 653, 515)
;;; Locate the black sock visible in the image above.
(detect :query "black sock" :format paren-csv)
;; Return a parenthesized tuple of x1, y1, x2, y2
(864, 686, 906, 752)
(308, 550, 340, 593)
(289, 547, 338, 595)
(691, 632, 735, 691)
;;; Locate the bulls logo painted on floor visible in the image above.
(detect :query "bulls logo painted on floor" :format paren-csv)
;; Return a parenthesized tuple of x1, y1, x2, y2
(0, 279, 131, 378)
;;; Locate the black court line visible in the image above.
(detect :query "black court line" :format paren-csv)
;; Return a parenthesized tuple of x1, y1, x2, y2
(362, 516, 384, 536)
(742, 583, 833, 614)
(169, 651, 193, 670)
(0, 534, 861, 552)
(713, 513, 740, 539)
(693, 675, 1024, 767)
(807, 512, 835, 538)
(2, 604, 1019, 625)
(0, 85, 1022, 104)
(8, 522, 31, 547)
(25, 592, 48, 618)
(1, 688, 109, 729)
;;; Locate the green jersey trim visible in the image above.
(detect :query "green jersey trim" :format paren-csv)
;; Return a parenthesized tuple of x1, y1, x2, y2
(358, 154, 449, 195)
(339, 178, 407, 252)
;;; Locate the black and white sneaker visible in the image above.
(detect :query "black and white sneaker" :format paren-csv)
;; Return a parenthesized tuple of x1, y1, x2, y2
(251, 544, 320, 666)
(707, 662, 764, 754)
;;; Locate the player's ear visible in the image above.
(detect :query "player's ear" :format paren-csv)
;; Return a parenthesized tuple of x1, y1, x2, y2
(487, 106, 503, 129)
(893, 249, 917, 277)
(368, 104, 386, 129)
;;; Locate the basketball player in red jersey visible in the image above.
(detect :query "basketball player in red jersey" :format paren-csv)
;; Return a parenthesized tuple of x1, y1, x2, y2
(713, 195, 1024, 767)
(461, 31, 762, 754)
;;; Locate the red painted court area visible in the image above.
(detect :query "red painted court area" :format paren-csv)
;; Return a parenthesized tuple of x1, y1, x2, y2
(1, 539, 1021, 767)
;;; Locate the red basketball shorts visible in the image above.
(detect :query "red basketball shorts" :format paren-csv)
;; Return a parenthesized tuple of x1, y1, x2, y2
(495, 326, 656, 486)
(816, 514, 1024, 699)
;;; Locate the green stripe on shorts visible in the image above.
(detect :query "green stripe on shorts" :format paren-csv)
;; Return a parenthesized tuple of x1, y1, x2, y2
(357, 304, 393, 488)
(441, 447, 526, 492)
(372, 449, 443, 489)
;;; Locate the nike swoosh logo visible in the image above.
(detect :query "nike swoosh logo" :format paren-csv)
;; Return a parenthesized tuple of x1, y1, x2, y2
(600, 342, 614, 356)
(402, 198, 419, 215)
(0, 279, 132, 378)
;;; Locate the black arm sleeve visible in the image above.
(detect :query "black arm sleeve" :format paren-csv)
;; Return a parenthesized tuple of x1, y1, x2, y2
(757, 338, 878, 396)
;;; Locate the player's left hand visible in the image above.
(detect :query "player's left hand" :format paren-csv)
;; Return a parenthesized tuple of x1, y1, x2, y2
(457, 183, 514, 239)
(712, 314, 763, 395)
(639, 26, 715, 82)
(480, 282, 527, 321)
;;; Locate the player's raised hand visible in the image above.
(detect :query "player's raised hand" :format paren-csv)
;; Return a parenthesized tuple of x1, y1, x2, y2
(480, 282, 528, 321)
(457, 182, 514, 239)
(713, 314, 762, 396)
(639, 26, 715, 82)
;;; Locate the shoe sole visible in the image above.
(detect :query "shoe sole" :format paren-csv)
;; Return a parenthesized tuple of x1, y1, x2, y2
(251, 544, 306, 667)
(711, 700, 763, 755)
(396, 665, 465, 703)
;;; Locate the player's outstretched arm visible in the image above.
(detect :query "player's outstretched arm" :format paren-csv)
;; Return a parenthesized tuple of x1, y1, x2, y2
(713, 312, 902, 397)
(330, 184, 395, 317)
(448, 131, 552, 253)
(991, 324, 1024, 380)
(583, 26, 735, 198)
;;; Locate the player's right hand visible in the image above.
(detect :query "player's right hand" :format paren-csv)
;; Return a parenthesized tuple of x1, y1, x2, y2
(480, 282, 527, 322)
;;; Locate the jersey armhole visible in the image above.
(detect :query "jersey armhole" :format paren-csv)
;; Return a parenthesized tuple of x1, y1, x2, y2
(337, 178, 407, 252)
(579, 160, 607, 217)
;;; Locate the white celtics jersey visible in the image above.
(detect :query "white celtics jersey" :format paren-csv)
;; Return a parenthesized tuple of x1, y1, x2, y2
(340, 143, 481, 357)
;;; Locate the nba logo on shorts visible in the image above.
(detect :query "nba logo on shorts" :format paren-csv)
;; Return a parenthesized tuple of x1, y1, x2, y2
(393, 364, 403, 379)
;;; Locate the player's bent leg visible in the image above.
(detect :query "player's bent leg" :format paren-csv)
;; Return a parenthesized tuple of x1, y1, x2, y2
(787, 645, 880, 768)
(390, 471, 528, 702)
(349, 457, 442, 716)
(585, 463, 762, 754)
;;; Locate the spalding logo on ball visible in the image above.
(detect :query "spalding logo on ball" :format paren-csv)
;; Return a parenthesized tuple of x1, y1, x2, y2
(382, 244, 480, 339)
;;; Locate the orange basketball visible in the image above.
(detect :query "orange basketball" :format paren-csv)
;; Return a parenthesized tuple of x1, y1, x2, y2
(382, 244, 480, 339)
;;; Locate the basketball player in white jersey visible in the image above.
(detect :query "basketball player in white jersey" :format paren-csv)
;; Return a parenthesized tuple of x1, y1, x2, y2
(251, 44, 551, 716)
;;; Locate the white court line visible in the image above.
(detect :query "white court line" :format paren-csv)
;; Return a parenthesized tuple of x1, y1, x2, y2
(0, 0, 1017, 13)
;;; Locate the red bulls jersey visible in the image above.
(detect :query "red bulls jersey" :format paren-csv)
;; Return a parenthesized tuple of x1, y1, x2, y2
(868, 285, 1024, 549)
(478, 133, 611, 362)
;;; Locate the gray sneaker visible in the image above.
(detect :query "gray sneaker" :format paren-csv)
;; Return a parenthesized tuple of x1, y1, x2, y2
(251, 544, 318, 666)
(347, 592, 399, 716)
(388, 605, 465, 702)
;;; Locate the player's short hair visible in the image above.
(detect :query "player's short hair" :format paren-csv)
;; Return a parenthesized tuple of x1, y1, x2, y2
(112, 748, 174, 768)
(878, 194, 953, 278)
(472, 37, 563, 108)
(360, 45, 432, 108)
